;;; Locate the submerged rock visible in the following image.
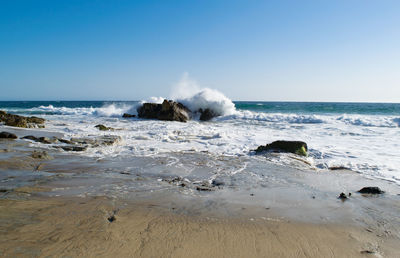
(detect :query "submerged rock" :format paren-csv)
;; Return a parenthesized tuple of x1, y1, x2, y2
(137, 100, 190, 122)
(255, 140, 308, 157)
(0, 132, 18, 139)
(31, 150, 52, 159)
(0, 110, 45, 128)
(358, 187, 384, 194)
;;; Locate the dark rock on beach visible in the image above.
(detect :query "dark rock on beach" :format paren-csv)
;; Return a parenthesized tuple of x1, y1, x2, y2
(137, 99, 190, 122)
(358, 187, 384, 194)
(255, 140, 308, 157)
(0, 132, 18, 139)
(0, 110, 45, 128)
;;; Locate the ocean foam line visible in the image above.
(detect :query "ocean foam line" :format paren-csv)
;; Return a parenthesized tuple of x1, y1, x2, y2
(217, 111, 400, 127)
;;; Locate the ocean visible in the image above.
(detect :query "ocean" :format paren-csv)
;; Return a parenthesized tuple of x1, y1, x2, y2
(1, 99, 399, 186)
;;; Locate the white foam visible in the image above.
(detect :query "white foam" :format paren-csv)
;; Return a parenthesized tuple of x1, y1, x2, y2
(169, 73, 236, 116)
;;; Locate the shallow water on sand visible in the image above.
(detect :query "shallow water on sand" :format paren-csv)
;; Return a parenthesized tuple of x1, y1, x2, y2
(1, 136, 400, 239)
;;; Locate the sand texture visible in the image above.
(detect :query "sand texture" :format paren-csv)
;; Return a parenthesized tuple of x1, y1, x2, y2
(0, 196, 398, 258)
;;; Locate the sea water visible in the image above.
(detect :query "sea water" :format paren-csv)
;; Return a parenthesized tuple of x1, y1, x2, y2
(1, 98, 399, 186)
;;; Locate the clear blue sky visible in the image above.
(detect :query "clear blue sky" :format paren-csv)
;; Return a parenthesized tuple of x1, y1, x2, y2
(1, 0, 399, 102)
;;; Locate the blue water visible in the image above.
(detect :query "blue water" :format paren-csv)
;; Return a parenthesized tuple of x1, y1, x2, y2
(1, 101, 399, 116)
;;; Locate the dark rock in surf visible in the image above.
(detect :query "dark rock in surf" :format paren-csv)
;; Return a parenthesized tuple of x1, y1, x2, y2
(122, 113, 136, 118)
(329, 166, 351, 171)
(358, 187, 384, 194)
(255, 140, 308, 157)
(95, 124, 113, 131)
(22, 135, 39, 141)
(338, 192, 348, 200)
(0, 132, 18, 139)
(58, 138, 73, 144)
(58, 145, 88, 152)
(0, 110, 45, 128)
(22, 135, 57, 144)
(199, 108, 219, 121)
(137, 100, 190, 122)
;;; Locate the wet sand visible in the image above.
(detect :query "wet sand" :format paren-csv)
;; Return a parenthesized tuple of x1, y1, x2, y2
(1, 194, 399, 258)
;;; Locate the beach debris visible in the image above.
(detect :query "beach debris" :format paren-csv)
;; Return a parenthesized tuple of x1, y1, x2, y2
(95, 124, 114, 131)
(338, 192, 349, 200)
(0, 110, 45, 128)
(0, 131, 17, 139)
(122, 113, 136, 118)
(358, 187, 385, 194)
(255, 140, 308, 157)
(137, 99, 191, 122)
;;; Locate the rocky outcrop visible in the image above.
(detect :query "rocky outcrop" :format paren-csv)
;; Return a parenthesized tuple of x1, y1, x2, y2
(0, 110, 45, 128)
(199, 108, 219, 121)
(0, 131, 18, 139)
(20, 134, 121, 152)
(358, 187, 384, 194)
(255, 140, 308, 157)
(137, 100, 190, 122)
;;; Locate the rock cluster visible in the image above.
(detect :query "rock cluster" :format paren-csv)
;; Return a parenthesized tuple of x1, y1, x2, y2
(0, 110, 45, 128)
(255, 140, 308, 157)
(137, 100, 191, 122)
(20, 134, 121, 152)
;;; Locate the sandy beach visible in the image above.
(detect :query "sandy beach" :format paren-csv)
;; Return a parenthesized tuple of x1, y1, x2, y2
(1, 193, 399, 258)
